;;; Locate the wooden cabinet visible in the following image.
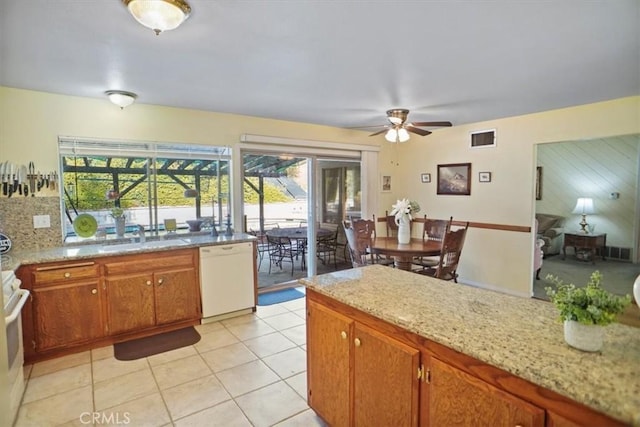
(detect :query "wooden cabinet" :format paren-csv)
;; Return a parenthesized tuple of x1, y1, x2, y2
(20, 247, 202, 363)
(103, 248, 200, 335)
(105, 273, 155, 335)
(562, 232, 606, 264)
(30, 262, 104, 352)
(422, 356, 544, 427)
(306, 299, 420, 427)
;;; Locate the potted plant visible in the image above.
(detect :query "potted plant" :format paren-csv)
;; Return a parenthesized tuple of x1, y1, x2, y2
(545, 271, 631, 352)
(110, 207, 126, 238)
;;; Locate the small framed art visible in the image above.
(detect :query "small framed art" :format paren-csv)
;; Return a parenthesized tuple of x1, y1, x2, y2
(421, 173, 431, 183)
(479, 172, 491, 182)
(437, 163, 471, 195)
(381, 175, 392, 192)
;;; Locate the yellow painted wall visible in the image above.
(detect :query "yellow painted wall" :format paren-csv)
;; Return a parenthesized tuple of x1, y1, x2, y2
(1, 86, 638, 296)
(385, 96, 639, 295)
(0, 86, 377, 168)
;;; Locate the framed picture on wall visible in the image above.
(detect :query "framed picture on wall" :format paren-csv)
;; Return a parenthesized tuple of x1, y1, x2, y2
(479, 171, 491, 182)
(381, 175, 392, 192)
(536, 166, 543, 200)
(421, 173, 431, 183)
(437, 163, 471, 195)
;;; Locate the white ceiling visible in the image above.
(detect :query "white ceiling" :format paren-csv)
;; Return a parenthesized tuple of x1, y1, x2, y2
(1, 1, 638, 131)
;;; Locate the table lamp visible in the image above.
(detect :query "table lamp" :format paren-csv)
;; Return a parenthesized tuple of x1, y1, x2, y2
(572, 197, 595, 234)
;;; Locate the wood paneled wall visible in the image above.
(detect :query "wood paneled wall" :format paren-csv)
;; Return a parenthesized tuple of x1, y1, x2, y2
(536, 134, 638, 250)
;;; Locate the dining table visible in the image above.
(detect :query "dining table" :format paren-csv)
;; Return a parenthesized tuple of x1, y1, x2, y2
(369, 237, 442, 271)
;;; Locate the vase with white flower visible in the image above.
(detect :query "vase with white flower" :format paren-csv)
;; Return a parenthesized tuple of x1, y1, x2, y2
(390, 199, 421, 244)
(110, 207, 126, 238)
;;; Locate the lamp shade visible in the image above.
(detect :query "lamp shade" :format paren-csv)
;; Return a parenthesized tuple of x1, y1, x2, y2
(123, 0, 191, 35)
(572, 197, 595, 214)
(384, 128, 410, 143)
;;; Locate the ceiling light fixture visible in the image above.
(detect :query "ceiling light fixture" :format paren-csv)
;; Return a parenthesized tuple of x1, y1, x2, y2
(385, 127, 410, 143)
(122, 0, 192, 35)
(105, 90, 137, 109)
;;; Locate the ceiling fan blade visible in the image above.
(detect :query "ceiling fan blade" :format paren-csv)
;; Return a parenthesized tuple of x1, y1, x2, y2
(404, 126, 432, 136)
(369, 128, 389, 137)
(411, 121, 453, 127)
(345, 124, 387, 129)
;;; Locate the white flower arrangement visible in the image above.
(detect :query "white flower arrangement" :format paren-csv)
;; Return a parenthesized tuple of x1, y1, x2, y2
(390, 198, 421, 221)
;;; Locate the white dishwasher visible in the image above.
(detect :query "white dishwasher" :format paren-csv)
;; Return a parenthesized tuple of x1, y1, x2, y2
(199, 242, 256, 320)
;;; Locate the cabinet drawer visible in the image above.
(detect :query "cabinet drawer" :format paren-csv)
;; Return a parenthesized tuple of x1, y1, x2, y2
(34, 262, 99, 285)
(104, 250, 195, 276)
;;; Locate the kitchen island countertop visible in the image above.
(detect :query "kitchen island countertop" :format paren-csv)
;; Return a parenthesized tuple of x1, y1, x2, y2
(1, 233, 256, 271)
(300, 265, 640, 426)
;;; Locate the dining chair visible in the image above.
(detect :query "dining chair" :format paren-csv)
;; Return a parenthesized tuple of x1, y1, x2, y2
(412, 217, 452, 270)
(248, 228, 269, 269)
(316, 225, 339, 269)
(266, 234, 305, 275)
(418, 221, 469, 282)
(342, 219, 376, 267)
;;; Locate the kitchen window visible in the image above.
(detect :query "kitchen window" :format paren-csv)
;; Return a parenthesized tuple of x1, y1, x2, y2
(59, 138, 231, 241)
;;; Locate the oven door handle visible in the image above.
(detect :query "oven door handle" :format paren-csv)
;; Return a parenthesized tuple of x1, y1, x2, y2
(5, 289, 30, 324)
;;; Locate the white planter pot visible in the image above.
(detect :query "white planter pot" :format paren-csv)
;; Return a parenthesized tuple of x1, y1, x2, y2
(633, 274, 640, 309)
(563, 320, 604, 352)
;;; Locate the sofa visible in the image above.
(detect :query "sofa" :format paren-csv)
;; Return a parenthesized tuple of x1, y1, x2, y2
(535, 213, 565, 256)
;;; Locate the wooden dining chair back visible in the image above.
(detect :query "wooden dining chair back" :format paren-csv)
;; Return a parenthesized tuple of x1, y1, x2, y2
(421, 221, 469, 282)
(342, 219, 375, 267)
(412, 217, 452, 270)
(375, 211, 400, 237)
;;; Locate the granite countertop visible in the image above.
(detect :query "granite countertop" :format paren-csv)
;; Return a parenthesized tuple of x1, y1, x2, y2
(1, 233, 256, 271)
(300, 265, 640, 426)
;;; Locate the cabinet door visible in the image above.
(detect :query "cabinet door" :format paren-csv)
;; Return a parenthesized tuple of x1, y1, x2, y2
(105, 273, 155, 335)
(353, 322, 420, 427)
(154, 268, 200, 325)
(425, 356, 544, 427)
(307, 300, 352, 427)
(33, 280, 104, 351)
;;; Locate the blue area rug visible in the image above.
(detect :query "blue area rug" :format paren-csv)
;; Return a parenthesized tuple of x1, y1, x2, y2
(258, 288, 305, 306)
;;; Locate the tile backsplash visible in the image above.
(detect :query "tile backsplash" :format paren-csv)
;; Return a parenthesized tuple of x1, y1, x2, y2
(0, 196, 63, 253)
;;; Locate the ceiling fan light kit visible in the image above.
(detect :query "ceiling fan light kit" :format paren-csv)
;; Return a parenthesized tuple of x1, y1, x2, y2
(122, 0, 191, 35)
(356, 108, 453, 143)
(105, 90, 138, 109)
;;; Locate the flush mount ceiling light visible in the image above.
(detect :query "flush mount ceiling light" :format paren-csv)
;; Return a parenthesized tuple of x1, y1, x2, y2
(122, 0, 192, 35)
(105, 90, 137, 109)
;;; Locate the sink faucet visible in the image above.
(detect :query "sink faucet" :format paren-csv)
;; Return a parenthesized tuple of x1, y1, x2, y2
(132, 224, 146, 243)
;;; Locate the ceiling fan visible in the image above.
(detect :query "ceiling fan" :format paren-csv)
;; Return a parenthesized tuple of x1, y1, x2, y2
(356, 109, 452, 143)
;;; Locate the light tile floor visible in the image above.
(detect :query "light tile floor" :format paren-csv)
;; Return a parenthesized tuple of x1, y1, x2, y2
(15, 292, 327, 427)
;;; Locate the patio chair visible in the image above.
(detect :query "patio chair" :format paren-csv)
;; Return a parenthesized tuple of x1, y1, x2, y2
(266, 234, 305, 275)
(316, 225, 339, 269)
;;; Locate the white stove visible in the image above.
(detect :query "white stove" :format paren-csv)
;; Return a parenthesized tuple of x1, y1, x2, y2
(2, 270, 29, 426)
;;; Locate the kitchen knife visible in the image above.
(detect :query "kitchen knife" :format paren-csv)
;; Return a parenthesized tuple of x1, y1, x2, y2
(7, 164, 13, 197)
(29, 161, 35, 194)
(12, 164, 18, 193)
(21, 165, 28, 196)
(17, 166, 22, 195)
(0, 162, 6, 196)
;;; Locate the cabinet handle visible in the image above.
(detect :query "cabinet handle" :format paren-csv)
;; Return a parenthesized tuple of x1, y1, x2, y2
(64, 272, 71, 278)
(146, 280, 152, 286)
(91, 289, 97, 295)
(354, 338, 361, 347)
(340, 331, 347, 339)
(158, 278, 164, 285)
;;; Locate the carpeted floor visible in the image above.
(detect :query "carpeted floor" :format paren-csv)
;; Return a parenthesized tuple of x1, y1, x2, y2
(533, 255, 640, 299)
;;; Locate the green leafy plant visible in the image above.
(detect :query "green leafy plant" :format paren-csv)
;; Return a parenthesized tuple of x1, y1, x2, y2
(110, 207, 125, 219)
(545, 271, 631, 326)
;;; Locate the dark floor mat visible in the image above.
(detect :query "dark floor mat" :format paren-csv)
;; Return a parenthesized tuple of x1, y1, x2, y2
(114, 327, 201, 361)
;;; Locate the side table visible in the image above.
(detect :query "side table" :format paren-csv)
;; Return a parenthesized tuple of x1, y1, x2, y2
(562, 232, 606, 265)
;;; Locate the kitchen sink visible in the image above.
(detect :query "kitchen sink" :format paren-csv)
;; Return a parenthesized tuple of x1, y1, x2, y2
(98, 239, 189, 254)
